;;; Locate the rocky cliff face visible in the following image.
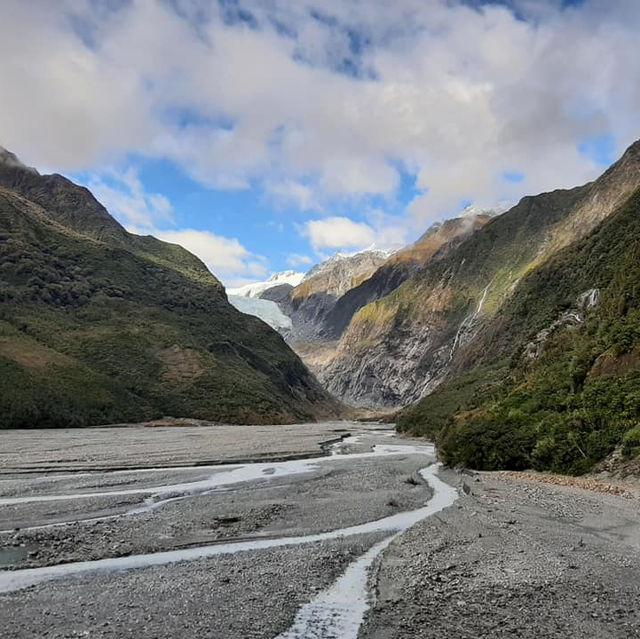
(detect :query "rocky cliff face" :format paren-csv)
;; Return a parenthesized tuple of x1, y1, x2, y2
(402, 183, 640, 474)
(284, 249, 392, 342)
(0, 148, 341, 427)
(321, 215, 491, 340)
(321, 141, 640, 408)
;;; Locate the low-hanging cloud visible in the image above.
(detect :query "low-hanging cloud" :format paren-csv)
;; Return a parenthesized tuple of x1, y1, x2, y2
(1, 0, 638, 232)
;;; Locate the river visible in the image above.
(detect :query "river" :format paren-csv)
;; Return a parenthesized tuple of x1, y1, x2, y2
(0, 424, 457, 638)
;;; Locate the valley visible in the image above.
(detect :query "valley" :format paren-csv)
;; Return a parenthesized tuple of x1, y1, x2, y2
(232, 141, 640, 478)
(4, 140, 640, 479)
(1, 423, 638, 638)
(2, 3, 640, 637)
(2, 142, 640, 639)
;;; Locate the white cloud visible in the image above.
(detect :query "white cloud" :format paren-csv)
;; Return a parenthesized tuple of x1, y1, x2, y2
(364, 208, 410, 249)
(265, 180, 320, 211)
(0, 0, 639, 231)
(150, 228, 268, 285)
(88, 168, 173, 229)
(303, 216, 376, 252)
(86, 167, 267, 285)
(301, 209, 410, 255)
(287, 253, 314, 268)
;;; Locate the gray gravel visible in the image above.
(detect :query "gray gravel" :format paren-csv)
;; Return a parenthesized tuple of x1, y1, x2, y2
(1, 455, 430, 568)
(4, 424, 637, 639)
(360, 469, 640, 639)
(0, 424, 430, 638)
(0, 533, 388, 639)
(0, 422, 356, 474)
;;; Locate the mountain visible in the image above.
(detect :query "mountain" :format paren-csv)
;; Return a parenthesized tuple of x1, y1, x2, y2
(0, 148, 340, 427)
(283, 248, 393, 342)
(231, 222, 492, 361)
(227, 270, 304, 300)
(273, 221, 490, 380)
(392, 141, 640, 475)
(459, 203, 510, 218)
(321, 141, 640, 411)
(224, 248, 401, 355)
(319, 215, 491, 340)
(0, 149, 211, 286)
(401, 172, 640, 475)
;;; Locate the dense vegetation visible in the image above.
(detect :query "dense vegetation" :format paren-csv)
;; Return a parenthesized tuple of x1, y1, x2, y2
(0, 161, 337, 428)
(398, 188, 640, 475)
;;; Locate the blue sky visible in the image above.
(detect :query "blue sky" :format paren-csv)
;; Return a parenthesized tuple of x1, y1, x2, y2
(72, 154, 426, 278)
(1, 0, 638, 285)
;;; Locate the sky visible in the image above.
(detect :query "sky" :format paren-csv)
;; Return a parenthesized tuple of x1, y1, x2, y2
(1, 0, 638, 286)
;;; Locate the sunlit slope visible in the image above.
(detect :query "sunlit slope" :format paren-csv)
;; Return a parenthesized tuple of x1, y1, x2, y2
(323, 141, 640, 408)
(400, 183, 640, 474)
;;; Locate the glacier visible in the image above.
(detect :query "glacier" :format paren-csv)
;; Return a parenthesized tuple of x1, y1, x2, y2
(228, 295, 292, 331)
(227, 271, 304, 298)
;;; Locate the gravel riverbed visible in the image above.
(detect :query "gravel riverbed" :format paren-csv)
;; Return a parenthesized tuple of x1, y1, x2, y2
(0, 533, 388, 639)
(361, 469, 640, 639)
(1, 423, 638, 638)
(1, 455, 430, 568)
(0, 422, 353, 474)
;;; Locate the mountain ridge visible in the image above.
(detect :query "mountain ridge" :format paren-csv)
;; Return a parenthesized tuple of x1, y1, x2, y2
(400, 183, 640, 474)
(319, 140, 640, 409)
(0, 149, 341, 427)
(319, 214, 492, 341)
(0, 147, 219, 288)
(282, 248, 391, 343)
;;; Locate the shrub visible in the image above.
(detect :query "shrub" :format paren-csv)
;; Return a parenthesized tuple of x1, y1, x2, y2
(438, 411, 535, 471)
(622, 425, 640, 458)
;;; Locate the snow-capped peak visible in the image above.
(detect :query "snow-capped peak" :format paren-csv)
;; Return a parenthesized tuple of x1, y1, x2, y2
(227, 271, 305, 298)
(302, 245, 399, 282)
(266, 270, 303, 284)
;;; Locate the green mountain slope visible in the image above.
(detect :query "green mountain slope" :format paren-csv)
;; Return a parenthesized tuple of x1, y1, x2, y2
(321, 215, 491, 340)
(0, 152, 340, 428)
(0, 148, 215, 285)
(322, 141, 640, 409)
(398, 152, 640, 474)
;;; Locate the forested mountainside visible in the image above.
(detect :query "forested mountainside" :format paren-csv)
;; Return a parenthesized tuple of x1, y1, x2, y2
(321, 142, 640, 412)
(396, 142, 640, 474)
(0, 148, 340, 428)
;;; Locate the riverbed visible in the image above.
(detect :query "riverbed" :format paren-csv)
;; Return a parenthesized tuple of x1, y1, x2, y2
(0, 422, 454, 638)
(2, 422, 638, 638)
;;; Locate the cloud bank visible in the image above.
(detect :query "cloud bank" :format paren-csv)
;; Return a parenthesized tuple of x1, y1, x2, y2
(1, 0, 638, 277)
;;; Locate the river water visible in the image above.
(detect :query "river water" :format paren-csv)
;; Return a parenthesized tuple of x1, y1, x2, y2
(0, 431, 458, 637)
